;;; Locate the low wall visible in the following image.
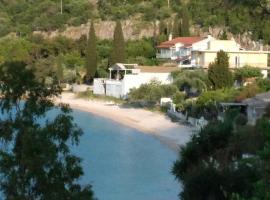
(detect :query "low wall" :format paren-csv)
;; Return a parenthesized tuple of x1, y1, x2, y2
(72, 84, 91, 93)
(93, 79, 106, 95)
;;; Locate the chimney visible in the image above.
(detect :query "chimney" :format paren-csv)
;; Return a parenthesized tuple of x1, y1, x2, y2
(169, 33, 172, 41)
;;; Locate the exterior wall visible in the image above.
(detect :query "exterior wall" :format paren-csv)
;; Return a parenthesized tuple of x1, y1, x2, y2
(194, 51, 268, 69)
(208, 40, 240, 51)
(122, 72, 173, 96)
(93, 79, 106, 95)
(105, 80, 122, 98)
(192, 36, 214, 51)
(94, 73, 173, 98)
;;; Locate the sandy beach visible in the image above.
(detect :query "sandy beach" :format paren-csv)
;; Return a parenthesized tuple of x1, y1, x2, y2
(56, 92, 195, 152)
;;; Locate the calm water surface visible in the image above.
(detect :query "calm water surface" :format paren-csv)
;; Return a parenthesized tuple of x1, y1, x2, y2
(0, 109, 180, 200)
(70, 109, 180, 200)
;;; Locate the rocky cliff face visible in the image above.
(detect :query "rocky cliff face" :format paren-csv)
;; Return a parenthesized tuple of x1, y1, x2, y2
(34, 20, 269, 51)
(34, 20, 156, 40)
(194, 26, 269, 51)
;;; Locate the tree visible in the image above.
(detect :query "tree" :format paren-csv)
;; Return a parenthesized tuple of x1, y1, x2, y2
(109, 20, 125, 66)
(208, 51, 233, 89)
(235, 66, 262, 83)
(172, 69, 209, 94)
(0, 61, 94, 200)
(172, 16, 180, 38)
(85, 21, 97, 80)
(180, 8, 190, 36)
(172, 108, 270, 200)
(56, 54, 64, 84)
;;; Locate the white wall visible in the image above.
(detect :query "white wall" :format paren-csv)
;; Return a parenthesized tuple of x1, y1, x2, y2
(192, 36, 214, 51)
(122, 73, 173, 96)
(93, 79, 106, 95)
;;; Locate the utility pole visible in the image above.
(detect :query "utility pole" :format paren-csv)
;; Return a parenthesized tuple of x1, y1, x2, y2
(60, 0, 63, 14)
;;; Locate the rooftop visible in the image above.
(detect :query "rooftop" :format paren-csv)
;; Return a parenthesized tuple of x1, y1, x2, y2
(109, 63, 179, 73)
(243, 92, 270, 106)
(137, 66, 179, 73)
(157, 37, 205, 48)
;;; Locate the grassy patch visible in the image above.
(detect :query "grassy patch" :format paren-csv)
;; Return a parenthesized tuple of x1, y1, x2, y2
(76, 90, 126, 104)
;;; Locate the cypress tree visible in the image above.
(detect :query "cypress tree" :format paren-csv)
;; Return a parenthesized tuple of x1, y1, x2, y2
(208, 51, 233, 89)
(55, 55, 64, 84)
(110, 21, 125, 66)
(172, 16, 180, 38)
(180, 8, 190, 36)
(159, 20, 167, 36)
(85, 21, 97, 80)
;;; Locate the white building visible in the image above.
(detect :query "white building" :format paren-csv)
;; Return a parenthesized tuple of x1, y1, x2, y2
(191, 39, 269, 76)
(93, 63, 178, 98)
(156, 35, 214, 66)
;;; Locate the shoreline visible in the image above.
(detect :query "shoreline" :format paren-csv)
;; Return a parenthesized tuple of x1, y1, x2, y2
(56, 92, 194, 153)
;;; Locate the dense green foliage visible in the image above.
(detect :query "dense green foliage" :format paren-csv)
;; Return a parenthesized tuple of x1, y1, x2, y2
(208, 51, 233, 89)
(188, 0, 270, 43)
(0, 33, 159, 84)
(0, 0, 93, 37)
(172, 69, 209, 94)
(0, 0, 269, 45)
(109, 21, 125, 66)
(85, 22, 97, 80)
(128, 80, 178, 105)
(173, 108, 270, 200)
(0, 61, 94, 199)
(235, 66, 263, 82)
(180, 7, 190, 37)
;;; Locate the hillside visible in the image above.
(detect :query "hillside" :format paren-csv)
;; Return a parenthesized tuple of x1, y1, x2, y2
(0, 0, 270, 44)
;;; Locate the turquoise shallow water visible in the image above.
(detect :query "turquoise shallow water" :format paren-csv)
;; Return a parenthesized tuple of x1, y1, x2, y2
(71, 109, 180, 200)
(0, 108, 180, 200)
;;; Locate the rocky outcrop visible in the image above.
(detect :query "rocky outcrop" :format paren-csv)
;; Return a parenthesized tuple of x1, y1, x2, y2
(33, 20, 156, 40)
(34, 20, 269, 51)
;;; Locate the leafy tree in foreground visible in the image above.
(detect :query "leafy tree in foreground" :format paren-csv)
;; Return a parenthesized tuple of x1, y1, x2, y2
(109, 20, 125, 66)
(172, 108, 270, 200)
(85, 21, 97, 81)
(208, 50, 233, 89)
(0, 62, 94, 200)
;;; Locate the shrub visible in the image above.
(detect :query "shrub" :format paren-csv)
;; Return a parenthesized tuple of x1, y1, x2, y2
(235, 66, 262, 81)
(256, 78, 270, 92)
(128, 81, 178, 105)
(234, 113, 248, 126)
(235, 83, 261, 102)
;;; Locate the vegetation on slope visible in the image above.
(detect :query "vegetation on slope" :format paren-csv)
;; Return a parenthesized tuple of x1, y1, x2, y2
(0, 0, 270, 44)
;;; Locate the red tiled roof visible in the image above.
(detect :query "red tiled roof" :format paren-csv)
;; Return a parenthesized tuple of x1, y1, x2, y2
(157, 37, 204, 48)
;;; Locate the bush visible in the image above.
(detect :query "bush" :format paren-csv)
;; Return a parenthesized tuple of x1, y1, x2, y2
(197, 89, 239, 107)
(234, 113, 248, 126)
(235, 66, 262, 82)
(256, 78, 270, 92)
(128, 81, 178, 105)
(235, 83, 261, 102)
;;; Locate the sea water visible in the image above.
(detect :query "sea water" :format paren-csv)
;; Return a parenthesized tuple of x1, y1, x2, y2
(0, 109, 181, 200)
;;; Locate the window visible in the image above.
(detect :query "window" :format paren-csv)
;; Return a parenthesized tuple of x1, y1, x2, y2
(235, 56, 240, 68)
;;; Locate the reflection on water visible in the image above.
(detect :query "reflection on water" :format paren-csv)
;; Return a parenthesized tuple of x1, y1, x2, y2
(70, 109, 180, 200)
(0, 109, 180, 200)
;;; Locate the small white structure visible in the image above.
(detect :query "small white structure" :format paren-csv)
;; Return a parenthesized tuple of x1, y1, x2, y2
(93, 63, 178, 98)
